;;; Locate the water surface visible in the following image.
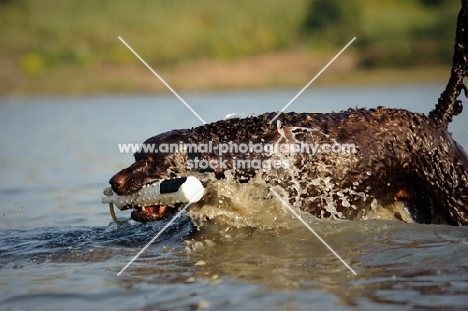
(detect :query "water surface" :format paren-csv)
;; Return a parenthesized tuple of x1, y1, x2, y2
(1, 85, 468, 310)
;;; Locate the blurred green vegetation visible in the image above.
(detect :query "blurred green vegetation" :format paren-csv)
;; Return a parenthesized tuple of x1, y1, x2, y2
(0, 0, 461, 94)
(1, 0, 307, 72)
(302, 0, 459, 68)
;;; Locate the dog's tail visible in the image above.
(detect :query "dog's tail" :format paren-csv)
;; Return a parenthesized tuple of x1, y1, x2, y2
(429, 0, 468, 126)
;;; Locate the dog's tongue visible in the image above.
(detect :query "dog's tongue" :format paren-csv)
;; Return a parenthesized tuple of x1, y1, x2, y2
(145, 204, 167, 215)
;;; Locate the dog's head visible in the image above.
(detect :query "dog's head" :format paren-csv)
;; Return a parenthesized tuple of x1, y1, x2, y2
(109, 129, 192, 222)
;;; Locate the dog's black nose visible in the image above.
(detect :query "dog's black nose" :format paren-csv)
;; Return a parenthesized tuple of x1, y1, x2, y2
(109, 173, 127, 193)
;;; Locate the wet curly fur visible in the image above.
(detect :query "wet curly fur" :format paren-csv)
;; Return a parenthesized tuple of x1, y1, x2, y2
(109, 0, 468, 226)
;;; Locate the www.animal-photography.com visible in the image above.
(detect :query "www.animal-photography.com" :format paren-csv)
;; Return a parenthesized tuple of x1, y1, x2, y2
(1, 1, 468, 310)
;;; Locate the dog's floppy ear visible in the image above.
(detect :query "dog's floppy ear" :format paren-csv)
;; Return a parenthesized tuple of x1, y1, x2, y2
(142, 129, 192, 145)
(429, 0, 468, 126)
(133, 129, 192, 160)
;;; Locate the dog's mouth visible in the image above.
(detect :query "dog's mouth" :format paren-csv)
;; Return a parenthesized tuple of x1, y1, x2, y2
(102, 176, 205, 224)
(119, 181, 174, 223)
(129, 203, 170, 223)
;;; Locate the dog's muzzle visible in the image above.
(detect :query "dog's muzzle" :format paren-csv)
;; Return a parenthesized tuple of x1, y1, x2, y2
(102, 176, 205, 223)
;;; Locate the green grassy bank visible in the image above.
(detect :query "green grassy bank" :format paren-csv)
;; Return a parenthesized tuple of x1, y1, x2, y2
(0, 0, 460, 96)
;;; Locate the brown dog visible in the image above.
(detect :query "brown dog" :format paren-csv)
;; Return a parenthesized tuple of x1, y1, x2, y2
(108, 1, 468, 226)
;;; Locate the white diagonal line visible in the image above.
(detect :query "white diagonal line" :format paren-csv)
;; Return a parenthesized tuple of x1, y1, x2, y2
(269, 188, 357, 276)
(269, 37, 356, 124)
(117, 188, 204, 276)
(457, 118, 468, 136)
(118, 36, 207, 125)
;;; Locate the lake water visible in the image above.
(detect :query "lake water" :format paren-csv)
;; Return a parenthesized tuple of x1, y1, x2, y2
(1, 84, 468, 310)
